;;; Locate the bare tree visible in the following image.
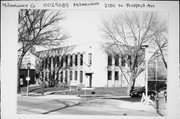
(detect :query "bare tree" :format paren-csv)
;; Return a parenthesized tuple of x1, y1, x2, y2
(151, 33, 167, 69)
(34, 46, 75, 87)
(101, 11, 167, 94)
(17, 9, 68, 93)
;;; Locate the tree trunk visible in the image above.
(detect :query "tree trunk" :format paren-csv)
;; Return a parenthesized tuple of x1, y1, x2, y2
(17, 53, 25, 93)
(127, 73, 136, 95)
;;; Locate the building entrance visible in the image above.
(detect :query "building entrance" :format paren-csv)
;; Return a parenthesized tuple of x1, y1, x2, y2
(85, 73, 93, 88)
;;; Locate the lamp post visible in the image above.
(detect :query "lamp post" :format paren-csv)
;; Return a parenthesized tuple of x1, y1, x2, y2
(26, 62, 31, 96)
(141, 45, 149, 97)
(155, 57, 158, 94)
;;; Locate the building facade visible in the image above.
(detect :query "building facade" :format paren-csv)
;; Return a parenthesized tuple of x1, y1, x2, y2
(36, 42, 145, 88)
(18, 50, 36, 87)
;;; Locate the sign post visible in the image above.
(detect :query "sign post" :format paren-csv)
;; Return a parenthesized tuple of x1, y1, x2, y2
(26, 63, 31, 96)
(26, 77, 30, 96)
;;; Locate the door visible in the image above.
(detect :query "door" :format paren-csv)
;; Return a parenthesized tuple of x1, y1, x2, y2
(89, 74, 92, 88)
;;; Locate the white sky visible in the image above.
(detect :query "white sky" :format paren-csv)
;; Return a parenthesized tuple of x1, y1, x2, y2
(37, 10, 168, 51)
(62, 10, 108, 46)
(62, 10, 168, 44)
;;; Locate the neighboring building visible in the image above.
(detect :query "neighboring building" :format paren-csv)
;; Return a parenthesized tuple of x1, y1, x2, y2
(148, 52, 167, 90)
(18, 49, 36, 69)
(18, 50, 36, 87)
(35, 42, 146, 88)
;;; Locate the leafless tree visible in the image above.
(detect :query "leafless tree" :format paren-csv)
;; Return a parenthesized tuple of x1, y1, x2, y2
(34, 46, 75, 87)
(17, 9, 68, 93)
(101, 11, 167, 94)
(150, 33, 167, 69)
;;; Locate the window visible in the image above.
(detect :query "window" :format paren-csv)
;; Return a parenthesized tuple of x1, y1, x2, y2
(60, 72, 63, 82)
(42, 72, 44, 80)
(70, 55, 73, 66)
(115, 71, 119, 80)
(80, 71, 83, 83)
(56, 56, 59, 67)
(75, 54, 78, 66)
(108, 71, 112, 80)
(88, 53, 92, 65)
(60, 56, 64, 67)
(45, 72, 47, 81)
(115, 54, 119, 66)
(65, 55, 68, 66)
(75, 71, 78, 80)
(42, 59, 44, 69)
(128, 55, 132, 66)
(65, 71, 67, 83)
(70, 71, 72, 80)
(56, 71, 59, 81)
(80, 54, 83, 66)
(53, 57, 56, 67)
(108, 55, 112, 66)
(45, 58, 48, 69)
(121, 56, 125, 67)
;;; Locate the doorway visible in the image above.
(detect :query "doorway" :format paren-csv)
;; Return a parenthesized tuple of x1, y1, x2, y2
(85, 73, 93, 88)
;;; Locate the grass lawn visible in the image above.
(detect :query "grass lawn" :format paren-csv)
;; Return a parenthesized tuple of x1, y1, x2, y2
(20, 85, 70, 94)
(20, 85, 128, 96)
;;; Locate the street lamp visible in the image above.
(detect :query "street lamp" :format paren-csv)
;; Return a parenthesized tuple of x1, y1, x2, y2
(26, 62, 31, 96)
(141, 45, 149, 97)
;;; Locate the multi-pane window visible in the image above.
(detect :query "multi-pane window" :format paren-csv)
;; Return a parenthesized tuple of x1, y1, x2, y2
(44, 59, 46, 69)
(128, 55, 132, 66)
(108, 71, 112, 80)
(80, 54, 83, 66)
(41, 59, 44, 69)
(70, 55, 73, 66)
(65, 71, 67, 83)
(60, 56, 64, 67)
(70, 71, 72, 80)
(65, 55, 68, 66)
(121, 56, 125, 67)
(56, 56, 59, 67)
(53, 57, 56, 67)
(80, 71, 83, 83)
(115, 71, 119, 80)
(60, 72, 63, 82)
(75, 71, 78, 80)
(56, 71, 59, 81)
(44, 58, 47, 69)
(108, 55, 112, 66)
(88, 53, 92, 65)
(115, 54, 119, 66)
(75, 54, 78, 66)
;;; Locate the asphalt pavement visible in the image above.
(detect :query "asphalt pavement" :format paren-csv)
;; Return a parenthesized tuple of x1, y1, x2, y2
(17, 93, 160, 116)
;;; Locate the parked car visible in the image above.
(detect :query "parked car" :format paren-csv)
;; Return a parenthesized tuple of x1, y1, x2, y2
(158, 87, 167, 97)
(130, 87, 156, 97)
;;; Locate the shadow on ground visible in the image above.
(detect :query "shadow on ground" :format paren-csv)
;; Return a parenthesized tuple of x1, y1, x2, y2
(41, 98, 95, 114)
(102, 97, 141, 102)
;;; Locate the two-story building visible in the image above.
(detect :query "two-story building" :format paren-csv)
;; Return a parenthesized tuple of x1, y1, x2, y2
(36, 42, 145, 88)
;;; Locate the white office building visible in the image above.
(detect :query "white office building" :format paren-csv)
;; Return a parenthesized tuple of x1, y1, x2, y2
(36, 42, 145, 88)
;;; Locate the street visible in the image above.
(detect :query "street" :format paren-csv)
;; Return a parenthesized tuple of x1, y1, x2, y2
(17, 94, 160, 116)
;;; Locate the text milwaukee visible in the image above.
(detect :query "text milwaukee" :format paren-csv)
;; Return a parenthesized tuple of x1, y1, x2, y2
(73, 2, 99, 7)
